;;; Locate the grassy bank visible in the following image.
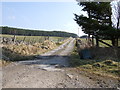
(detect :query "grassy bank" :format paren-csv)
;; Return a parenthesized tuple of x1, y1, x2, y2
(70, 47, 120, 79)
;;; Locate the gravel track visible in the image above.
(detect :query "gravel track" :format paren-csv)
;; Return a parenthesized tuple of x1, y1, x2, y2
(2, 38, 109, 88)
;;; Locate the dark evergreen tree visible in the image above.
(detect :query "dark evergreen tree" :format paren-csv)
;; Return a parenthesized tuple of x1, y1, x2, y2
(74, 2, 120, 46)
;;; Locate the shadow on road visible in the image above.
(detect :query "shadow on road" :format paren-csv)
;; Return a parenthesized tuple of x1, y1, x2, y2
(2, 47, 71, 68)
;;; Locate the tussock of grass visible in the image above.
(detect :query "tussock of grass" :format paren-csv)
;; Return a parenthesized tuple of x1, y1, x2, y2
(2, 47, 35, 61)
(0, 60, 11, 67)
(103, 60, 117, 66)
(56, 42, 63, 46)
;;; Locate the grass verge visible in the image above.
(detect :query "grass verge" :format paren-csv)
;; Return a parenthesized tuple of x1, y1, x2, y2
(70, 47, 120, 79)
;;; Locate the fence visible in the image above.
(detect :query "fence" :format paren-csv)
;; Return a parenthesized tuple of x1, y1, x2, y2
(0, 34, 67, 45)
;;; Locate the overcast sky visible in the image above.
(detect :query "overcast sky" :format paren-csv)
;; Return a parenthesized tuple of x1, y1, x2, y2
(1, 2, 87, 36)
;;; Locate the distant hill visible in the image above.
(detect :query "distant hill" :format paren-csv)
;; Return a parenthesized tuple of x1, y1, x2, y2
(0, 26, 78, 38)
(80, 35, 88, 38)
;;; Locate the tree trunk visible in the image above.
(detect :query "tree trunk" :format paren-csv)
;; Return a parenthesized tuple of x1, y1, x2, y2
(112, 38, 115, 46)
(111, 38, 118, 47)
(115, 17, 119, 47)
(96, 36, 99, 47)
(88, 34, 90, 42)
(92, 35, 94, 46)
(115, 38, 118, 47)
(117, 18, 119, 30)
(23, 36, 26, 43)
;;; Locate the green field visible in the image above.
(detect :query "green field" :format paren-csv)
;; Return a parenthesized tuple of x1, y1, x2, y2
(99, 40, 112, 47)
(99, 39, 120, 47)
(80, 38, 120, 47)
(0, 34, 67, 43)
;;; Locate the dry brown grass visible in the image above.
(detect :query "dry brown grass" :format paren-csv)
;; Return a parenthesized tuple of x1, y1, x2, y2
(1, 40, 57, 62)
(3, 40, 57, 56)
(0, 60, 11, 67)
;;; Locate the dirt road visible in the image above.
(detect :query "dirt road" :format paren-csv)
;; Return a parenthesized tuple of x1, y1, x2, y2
(2, 38, 111, 88)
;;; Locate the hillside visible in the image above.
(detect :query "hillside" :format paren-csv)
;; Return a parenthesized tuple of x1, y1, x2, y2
(0, 26, 78, 38)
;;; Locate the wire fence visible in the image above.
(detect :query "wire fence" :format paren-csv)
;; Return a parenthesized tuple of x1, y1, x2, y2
(0, 34, 67, 45)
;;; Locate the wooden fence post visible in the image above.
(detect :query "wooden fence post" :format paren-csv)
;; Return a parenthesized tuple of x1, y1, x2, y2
(23, 36, 26, 43)
(13, 30, 16, 44)
(96, 36, 99, 47)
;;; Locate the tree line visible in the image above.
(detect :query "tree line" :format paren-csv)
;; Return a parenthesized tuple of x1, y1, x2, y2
(74, 2, 120, 47)
(0, 26, 78, 38)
